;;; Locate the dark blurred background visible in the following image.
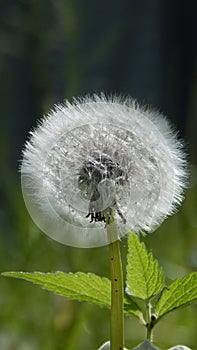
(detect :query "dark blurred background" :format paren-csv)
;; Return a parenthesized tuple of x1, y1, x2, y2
(0, 1, 196, 349)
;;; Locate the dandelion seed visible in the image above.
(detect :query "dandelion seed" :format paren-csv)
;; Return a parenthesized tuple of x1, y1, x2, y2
(21, 94, 187, 247)
(168, 346, 192, 350)
(97, 340, 128, 349)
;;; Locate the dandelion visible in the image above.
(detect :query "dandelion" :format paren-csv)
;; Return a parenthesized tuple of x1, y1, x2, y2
(98, 340, 128, 349)
(19, 96, 189, 350)
(168, 346, 192, 350)
(21, 94, 187, 248)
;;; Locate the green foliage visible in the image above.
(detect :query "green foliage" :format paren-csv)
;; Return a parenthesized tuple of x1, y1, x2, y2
(3, 232, 197, 339)
(2, 271, 111, 309)
(126, 233, 165, 300)
(123, 294, 144, 322)
(2, 270, 143, 321)
(125, 234, 197, 336)
(155, 272, 197, 320)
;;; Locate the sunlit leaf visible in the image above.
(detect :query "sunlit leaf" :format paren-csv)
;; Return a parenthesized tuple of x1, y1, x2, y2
(155, 272, 197, 319)
(2, 270, 144, 320)
(2, 271, 111, 308)
(126, 233, 165, 300)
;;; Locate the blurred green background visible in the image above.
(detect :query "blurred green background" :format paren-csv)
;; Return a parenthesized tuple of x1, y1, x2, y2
(0, 1, 196, 349)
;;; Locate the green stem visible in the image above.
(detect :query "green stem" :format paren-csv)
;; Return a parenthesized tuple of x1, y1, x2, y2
(146, 324, 152, 342)
(146, 301, 153, 341)
(107, 220, 124, 350)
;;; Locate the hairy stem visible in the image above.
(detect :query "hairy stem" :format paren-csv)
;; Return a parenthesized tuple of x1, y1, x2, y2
(107, 220, 124, 350)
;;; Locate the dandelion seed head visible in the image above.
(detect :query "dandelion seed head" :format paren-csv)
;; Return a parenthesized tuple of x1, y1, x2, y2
(21, 94, 188, 247)
(168, 346, 192, 350)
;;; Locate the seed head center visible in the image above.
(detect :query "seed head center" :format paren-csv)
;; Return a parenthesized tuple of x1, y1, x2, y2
(78, 153, 126, 223)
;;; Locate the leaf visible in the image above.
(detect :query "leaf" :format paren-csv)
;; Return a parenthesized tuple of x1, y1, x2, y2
(2, 271, 111, 308)
(124, 294, 145, 323)
(126, 233, 165, 300)
(155, 272, 197, 319)
(2, 271, 144, 320)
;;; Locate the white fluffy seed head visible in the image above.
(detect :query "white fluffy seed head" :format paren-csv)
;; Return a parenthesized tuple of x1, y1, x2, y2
(168, 346, 192, 350)
(98, 340, 128, 349)
(21, 94, 188, 247)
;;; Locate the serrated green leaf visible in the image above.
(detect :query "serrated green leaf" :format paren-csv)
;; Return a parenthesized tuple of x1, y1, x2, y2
(2, 271, 111, 308)
(126, 233, 165, 300)
(155, 272, 197, 319)
(2, 271, 144, 320)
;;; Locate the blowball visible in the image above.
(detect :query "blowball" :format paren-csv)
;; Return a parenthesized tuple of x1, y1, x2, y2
(21, 94, 187, 247)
